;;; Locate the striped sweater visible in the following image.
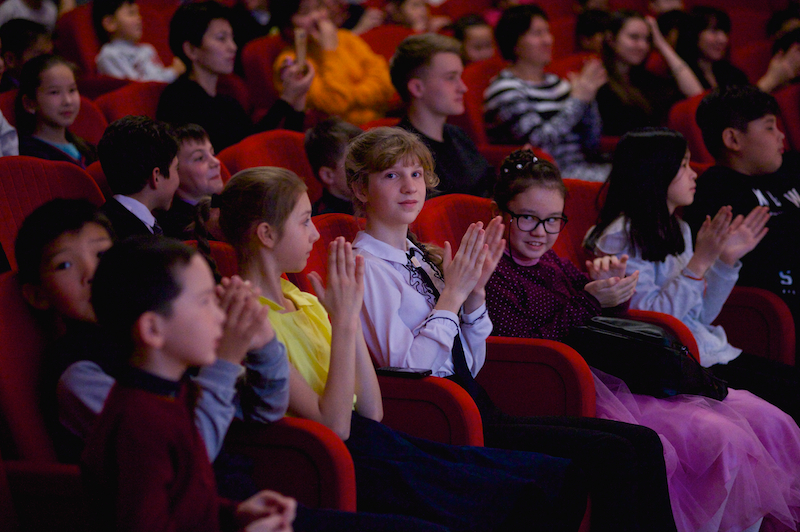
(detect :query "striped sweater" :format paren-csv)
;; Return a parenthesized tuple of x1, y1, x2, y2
(484, 70, 604, 179)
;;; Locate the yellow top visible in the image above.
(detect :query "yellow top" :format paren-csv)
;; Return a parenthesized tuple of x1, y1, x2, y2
(260, 278, 332, 398)
(274, 29, 395, 125)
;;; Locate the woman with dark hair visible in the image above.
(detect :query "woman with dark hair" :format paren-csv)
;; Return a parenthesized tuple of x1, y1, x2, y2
(676, 6, 800, 93)
(157, 1, 313, 151)
(488, 141, 800, 532)
(596, 10, 702, 136)
(675, 6, 748, 90)
(483, 5, 610, 182)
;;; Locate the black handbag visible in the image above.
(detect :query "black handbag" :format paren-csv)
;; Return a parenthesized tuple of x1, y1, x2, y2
(565, 316, 728, 400)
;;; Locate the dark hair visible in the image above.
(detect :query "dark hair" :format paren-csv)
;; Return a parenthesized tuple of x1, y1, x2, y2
(92, 0, 136, 43)
(656, 9, 690, 41)
(675, 6, 731, 68)
(695, 85, 779, 159)
(304, 117, 362, 179)
(767, 4, 800, 39)
(493, 149, 566, 213)
(773, 26, 800, 55)
(576, 9, 611, 44)
(601, 10, 651, 115)
(452, 14, 489, 42)
(172, 123, 210, 145)
(585, 128, 687, 262)
(15, 199, 114, 286)
(206, 167, 306, 264)
(169, 1, 232, 68)
(0, 18, 49, 59)
(14, 54, 80, 137)
(92, 236, 196, 351)
(494, 4, 549, 62)
(390, 33, 462, 102)
(98, 115, 179, 196)
(269, 0, 301, 36)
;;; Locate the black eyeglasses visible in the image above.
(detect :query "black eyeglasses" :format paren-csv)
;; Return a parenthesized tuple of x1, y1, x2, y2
(506, 211, 568, 234)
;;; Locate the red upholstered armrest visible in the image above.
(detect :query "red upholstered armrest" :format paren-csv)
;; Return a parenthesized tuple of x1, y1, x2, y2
(378, 375, 484, 446)
(477, 337, 596, 418)
(626, 309, 701, 362)
(5, 461, 88, 532)
(714, 286, 796, 366)
(223, 418, 357, 511)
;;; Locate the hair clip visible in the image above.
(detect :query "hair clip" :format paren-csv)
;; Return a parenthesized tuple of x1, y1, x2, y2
(210, 193, 222, 208)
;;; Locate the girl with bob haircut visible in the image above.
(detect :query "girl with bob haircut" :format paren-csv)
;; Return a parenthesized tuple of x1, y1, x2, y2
(596, 10, 703, 137)
(204, 165, 591, 532)
(349, 126, 678, 532)
(488, 147, 800, 532)
(16, 54, 96, 168)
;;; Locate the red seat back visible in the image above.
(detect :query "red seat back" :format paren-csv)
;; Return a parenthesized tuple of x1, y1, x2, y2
(0, 157, 104, 270)
(359, 25, 416, 62)
(0, 272, 55, 461)
(667, 92, 715, 165)
(433, 0, 492, 21)
(286, 213, 363, 294)
(0, 91, 108, 146)
(360, 117, 401, 131)
(552, 179, 604, 269)
(410, 194, 495, 249)
(730, 40, 773, 84)
(450, 56, 508, 146)
(545, 52, 598, 79)
(241, 35, 287, 115)
(549, 17, 577, 60)
(217, 130, 320, 202)
(94, 81, 168, 123)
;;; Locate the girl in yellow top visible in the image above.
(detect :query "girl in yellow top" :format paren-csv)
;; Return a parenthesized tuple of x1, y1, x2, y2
(270, 0, 395, 125)
(206, 166, 590, 532)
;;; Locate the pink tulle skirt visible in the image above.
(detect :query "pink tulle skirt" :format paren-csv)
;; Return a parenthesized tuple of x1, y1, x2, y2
(592, 369, 800, 532)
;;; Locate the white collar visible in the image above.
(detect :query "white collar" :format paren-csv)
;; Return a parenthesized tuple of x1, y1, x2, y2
(114, 194, 157, 233)
(353, 231, 421, 265)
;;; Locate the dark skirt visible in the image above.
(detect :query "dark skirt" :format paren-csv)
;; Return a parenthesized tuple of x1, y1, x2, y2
(345, 412, 587, 532)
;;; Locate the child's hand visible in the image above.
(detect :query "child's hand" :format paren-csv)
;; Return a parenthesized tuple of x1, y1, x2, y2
(586, 254, 629, 281)
(215, 276, 275, 364)
(689, 205, 733, 277)
(438, 222, 489, 313)
(170, 57, 186, 76)
(584, 271, 639, 307)
(469, 216, 506, 299)
(719, 206, 770, 265)
(308, 238, 364, 325)
(237, 490, 296, 532)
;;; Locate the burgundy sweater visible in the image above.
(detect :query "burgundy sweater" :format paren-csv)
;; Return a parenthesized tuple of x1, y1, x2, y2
(81, 367, 237, 532)
(486, 250, 625, 340)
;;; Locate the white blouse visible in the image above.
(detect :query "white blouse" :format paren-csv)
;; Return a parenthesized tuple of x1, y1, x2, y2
(353, 231, 492, 378)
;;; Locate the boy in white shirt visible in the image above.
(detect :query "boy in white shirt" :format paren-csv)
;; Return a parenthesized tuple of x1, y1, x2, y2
(93, 0, 184, 82)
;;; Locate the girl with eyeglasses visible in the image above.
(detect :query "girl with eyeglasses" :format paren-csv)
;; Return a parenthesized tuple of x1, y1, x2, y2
(350, 127, 680, 532)
(485, 140, 800, 532)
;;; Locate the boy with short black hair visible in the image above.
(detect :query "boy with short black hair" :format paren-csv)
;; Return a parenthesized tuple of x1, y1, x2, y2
(93, 0, 184, 82)
(15, 198, 288, 464)
(98, 115, 180, 239)
(304, 117, 360, 216)
(451, 14, 495, 64)
(156, 123, 223, 239)
(390, 32, 494, 198)
(81, 236, 296, 532)
(685, 84, 800, 412)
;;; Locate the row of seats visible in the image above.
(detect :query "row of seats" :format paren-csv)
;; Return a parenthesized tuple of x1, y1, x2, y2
(0, 153, 793, 528)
